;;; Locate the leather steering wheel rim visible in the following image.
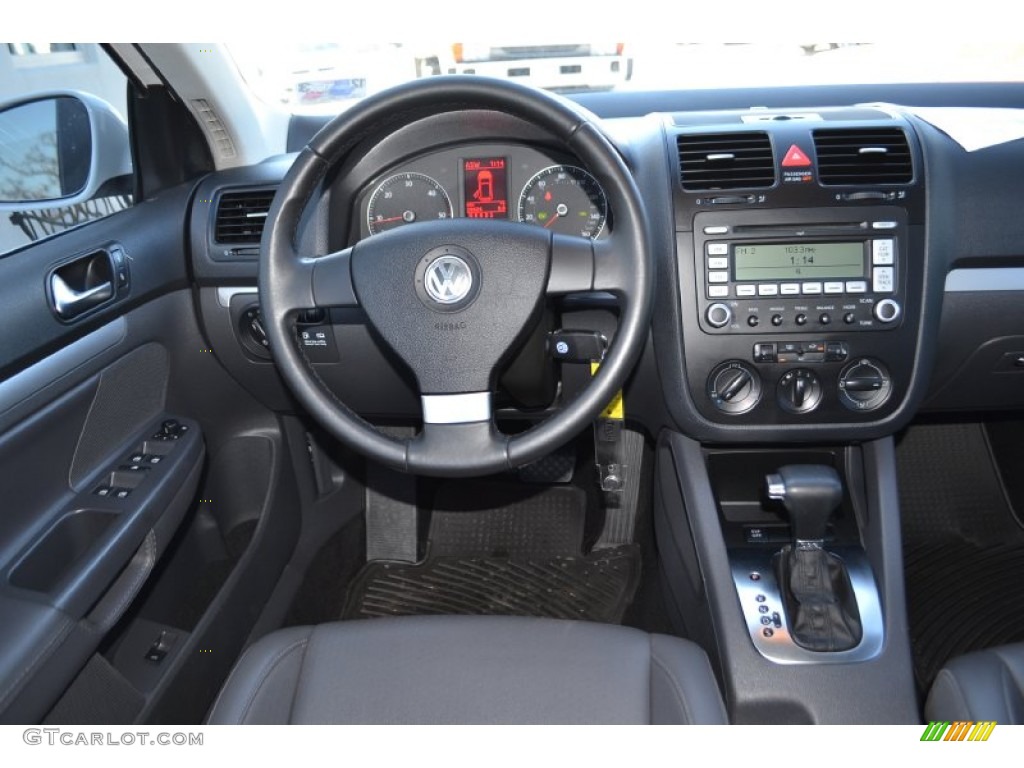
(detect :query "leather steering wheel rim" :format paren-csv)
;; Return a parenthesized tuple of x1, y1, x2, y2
(260, 76, 653, 477)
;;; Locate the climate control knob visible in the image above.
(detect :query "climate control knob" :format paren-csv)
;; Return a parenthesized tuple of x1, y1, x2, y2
(838, 358, 892, 411)
(706, 303, 733, 329)
(708, 361, 761, 414)
(873, 298, 901, 323)
(777, 369, 822, 414)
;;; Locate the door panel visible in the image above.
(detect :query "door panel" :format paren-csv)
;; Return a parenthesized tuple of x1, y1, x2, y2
(0, 182, 208, 722)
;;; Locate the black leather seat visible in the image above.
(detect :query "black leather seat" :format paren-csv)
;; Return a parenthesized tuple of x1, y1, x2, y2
(926, 643, 1024, 723)
(208, 616, 728, 724)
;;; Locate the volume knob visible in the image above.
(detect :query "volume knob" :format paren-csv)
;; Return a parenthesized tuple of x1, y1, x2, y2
(706, 303, 733, 328)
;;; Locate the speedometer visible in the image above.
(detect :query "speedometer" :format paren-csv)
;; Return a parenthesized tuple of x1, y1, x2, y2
(367, 172, 452, 235)
(517, 165, 608, 240)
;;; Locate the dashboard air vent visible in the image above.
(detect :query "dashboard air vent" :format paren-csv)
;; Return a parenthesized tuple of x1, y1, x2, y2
(813, 128, 913, 185)
(214, 189, 275, 244)
(677, 132, 775, 191)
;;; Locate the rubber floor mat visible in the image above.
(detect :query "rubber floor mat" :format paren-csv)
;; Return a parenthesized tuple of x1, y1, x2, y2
(429, 482, 587, 559)
(343, 545, 641, 623)
(343, 482, 640, 623)
(897, 422, 1024, 691)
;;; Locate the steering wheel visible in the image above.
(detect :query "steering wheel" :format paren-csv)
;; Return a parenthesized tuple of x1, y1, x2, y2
(260, 76, 653, 477)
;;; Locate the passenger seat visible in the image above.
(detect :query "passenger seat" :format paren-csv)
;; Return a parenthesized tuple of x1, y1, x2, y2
(925, 644, 1024, 723)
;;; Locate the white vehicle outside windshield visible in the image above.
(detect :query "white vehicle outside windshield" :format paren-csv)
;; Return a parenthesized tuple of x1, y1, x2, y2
(227, 42, 1024, 115)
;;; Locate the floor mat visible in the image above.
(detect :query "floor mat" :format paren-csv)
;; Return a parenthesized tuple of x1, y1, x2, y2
(343, 481, 641, 623)
(428, 482, 586, 559)
(897, 422, 1024, 691)
(344, 546, 641, 623)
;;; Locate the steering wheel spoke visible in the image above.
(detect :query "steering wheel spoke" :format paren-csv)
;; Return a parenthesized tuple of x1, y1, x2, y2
(547, 234, 595, 294)
(592, 237, 632, 294)
(407, 418, 508, 476)
(421, 391, 492, 425)
(310, 247, 359, 308)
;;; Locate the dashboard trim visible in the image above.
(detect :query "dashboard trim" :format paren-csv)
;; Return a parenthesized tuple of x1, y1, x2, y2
(945, 268, 1024, 292)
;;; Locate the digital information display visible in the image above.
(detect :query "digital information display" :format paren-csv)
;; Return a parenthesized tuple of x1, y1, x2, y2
(464, 157, 508, 219)
(733, 242, 865, 281)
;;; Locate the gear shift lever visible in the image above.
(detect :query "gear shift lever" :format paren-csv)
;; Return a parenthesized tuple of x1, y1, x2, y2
(766, 465, 842, 544)
(767, 465, 862, 652)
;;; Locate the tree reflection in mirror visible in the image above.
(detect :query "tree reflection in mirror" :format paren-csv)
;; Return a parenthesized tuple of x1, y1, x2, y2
(0, 96, 91, 203)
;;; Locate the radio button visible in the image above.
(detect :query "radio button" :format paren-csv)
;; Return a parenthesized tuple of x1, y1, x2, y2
(780, 283, 801, 295)
(708, 285, 729, 298)
(708, 271, 729, 284)
(736, 284, 756, 297)
(707, 243, 729, 255)
(873, 266, 894, 292)
(872, 239, 895, 265)
(707, 256, 729, 269)
(824, 281, 844, 294)
(704, 226, 729, 235)
(846, 281, 868, 294)
(757, 284, 778, 296)
(872, 221, 898, 230)
(802, 282, 822, 295)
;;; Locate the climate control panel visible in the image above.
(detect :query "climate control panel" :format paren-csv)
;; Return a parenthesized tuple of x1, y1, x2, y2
(706, 344, 893, 417)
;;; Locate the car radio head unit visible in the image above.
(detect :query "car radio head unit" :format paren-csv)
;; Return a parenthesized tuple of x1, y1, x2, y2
(693, 208, 905, 335)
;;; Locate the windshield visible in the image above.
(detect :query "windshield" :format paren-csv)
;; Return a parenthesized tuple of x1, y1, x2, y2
(226, 42, 1024, 115)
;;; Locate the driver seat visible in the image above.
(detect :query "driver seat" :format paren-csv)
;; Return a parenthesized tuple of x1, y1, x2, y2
(208, 615, 728, 724)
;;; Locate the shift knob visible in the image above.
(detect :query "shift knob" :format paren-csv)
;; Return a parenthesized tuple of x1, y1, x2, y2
(766, 465, 842, 543)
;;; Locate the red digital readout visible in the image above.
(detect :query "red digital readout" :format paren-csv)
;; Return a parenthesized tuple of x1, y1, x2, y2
(464, 157, 508, 219)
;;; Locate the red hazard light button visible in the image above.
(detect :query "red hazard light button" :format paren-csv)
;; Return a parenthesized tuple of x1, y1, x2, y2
(782, 144, 812, 167)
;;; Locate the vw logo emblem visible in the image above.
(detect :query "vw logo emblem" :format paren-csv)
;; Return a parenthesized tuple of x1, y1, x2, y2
(424, 255, 473, 305)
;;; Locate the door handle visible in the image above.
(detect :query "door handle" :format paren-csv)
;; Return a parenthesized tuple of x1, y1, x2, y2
(51, 272, 113, 319)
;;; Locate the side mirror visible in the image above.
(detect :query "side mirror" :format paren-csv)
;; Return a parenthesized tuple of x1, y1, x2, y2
(0, 91, 131, 211)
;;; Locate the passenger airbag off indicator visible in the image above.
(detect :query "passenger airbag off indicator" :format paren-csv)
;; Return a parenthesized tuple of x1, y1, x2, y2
(781, 144, 814, 184)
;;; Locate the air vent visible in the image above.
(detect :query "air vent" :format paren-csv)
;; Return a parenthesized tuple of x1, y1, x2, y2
(677, 132, 775, 191)
(214, 189, 275, 244)
(813, 128, 913, 185)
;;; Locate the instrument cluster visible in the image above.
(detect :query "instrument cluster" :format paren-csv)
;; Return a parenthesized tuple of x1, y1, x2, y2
(357, 143, 609, 241)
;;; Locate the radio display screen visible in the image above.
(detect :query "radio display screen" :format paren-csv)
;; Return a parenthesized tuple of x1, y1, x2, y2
(733, 242, 865, 281)
(464, 157, 508, 219)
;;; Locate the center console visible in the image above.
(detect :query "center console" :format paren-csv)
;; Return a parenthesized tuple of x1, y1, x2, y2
(647, 107, 946, 723)
(669, 111, 928, 439)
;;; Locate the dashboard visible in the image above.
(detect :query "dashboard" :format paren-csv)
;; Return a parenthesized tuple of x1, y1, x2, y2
(188, 88, 1024, 446)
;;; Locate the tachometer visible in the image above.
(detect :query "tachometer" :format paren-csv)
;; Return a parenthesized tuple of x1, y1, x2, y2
(367, 172, 453, 235)
(517, 165, 608, 240)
